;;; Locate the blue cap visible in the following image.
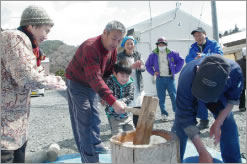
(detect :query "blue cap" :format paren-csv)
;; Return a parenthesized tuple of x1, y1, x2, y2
(121, 36, 137, 48)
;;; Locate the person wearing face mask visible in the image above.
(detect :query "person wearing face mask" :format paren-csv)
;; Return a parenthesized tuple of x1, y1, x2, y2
(145, 37, 184, 121)
(117, 36, 145, 127)
(185, 27, 223, 130)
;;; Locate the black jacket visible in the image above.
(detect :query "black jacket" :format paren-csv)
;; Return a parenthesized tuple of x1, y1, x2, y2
(237, 57, 246, 88)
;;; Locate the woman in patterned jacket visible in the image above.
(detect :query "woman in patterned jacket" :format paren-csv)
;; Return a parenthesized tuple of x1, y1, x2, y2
(1, 6, 66, 163)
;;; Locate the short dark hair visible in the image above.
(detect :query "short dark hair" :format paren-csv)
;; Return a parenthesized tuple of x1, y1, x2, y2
(114, 60, 132, 75)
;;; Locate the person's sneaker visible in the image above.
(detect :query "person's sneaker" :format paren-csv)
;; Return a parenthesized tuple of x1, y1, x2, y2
(239, 107, 246, 112)
(94, 143, 109, 154)
(197, 120, 209, 130)
(161, 114, 168, 121)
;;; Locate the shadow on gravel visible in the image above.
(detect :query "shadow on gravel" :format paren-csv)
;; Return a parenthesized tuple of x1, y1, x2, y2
(40, 138, 77, 151)
(100, 134, 112, 142)
(233, 110, 246, 115)
(57, 90, 68, 99)
(99, 124, 111, 133)
(47, 138, 78, 152)
(154, 119, 174, 124)
(30, 95, 43, 98)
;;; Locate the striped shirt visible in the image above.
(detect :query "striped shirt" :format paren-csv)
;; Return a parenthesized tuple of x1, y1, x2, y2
(66, 35, 117, 106)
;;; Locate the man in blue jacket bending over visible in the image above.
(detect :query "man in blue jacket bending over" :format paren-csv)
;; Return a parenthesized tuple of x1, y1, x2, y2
(185, 27, 223, 130)
(172, 55, 243, 163)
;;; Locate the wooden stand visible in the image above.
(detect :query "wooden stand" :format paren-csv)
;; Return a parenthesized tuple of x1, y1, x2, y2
(111, 96, 180, 163)
(110, 130, 180, 163)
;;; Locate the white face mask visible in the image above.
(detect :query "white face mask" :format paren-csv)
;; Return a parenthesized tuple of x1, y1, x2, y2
(158, 46, 166, 52)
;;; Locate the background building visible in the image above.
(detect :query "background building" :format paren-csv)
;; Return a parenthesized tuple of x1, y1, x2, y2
(125, 9, 213, 95)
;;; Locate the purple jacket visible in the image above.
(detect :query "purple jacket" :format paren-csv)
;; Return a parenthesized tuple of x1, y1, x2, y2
(145, 48, 184, 78)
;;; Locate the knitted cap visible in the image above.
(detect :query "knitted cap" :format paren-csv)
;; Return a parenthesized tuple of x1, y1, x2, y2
(121, 36, 137, 48)
(20, 5, 54, 26)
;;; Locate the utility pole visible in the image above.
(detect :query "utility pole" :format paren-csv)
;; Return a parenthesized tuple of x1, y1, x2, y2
(211, 1, 219, 41)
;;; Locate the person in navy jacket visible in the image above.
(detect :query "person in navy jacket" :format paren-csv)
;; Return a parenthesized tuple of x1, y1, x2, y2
(172, 55, 243, 163)
(185, 27, 223, 130)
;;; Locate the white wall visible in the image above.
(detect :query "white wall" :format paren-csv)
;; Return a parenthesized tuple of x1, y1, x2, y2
(133, 10, 213, 95)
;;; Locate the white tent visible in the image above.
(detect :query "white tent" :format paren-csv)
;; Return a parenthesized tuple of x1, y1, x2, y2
(127, 8, 213, 95)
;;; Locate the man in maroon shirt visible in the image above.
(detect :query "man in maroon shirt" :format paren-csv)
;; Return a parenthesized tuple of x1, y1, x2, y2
(65, 20, 126, 163)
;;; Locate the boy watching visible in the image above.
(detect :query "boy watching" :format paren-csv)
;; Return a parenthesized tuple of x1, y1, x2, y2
(104, 60, 135, 136)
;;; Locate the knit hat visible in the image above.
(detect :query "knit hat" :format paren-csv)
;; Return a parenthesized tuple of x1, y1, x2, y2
(121, 36, 137, 48)
(192, 55, 230, 103)
(20, 5, 54, 26)
(156, 37, 168, 45)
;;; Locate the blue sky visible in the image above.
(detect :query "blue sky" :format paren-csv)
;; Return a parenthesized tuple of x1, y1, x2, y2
(1, 1, 246, 46)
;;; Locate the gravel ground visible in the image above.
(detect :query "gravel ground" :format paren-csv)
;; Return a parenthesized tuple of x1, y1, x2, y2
(26, 90, 246, 159)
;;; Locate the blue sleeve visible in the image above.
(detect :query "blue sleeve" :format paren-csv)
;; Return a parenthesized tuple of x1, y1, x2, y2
(202, 41, 223, 57)
(185, 46, 198, 63)
(174, 52, 184, 74)
(145, 54, 155, 76)
(225, 66, 243, 104)
(175, 75, 198, 128)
